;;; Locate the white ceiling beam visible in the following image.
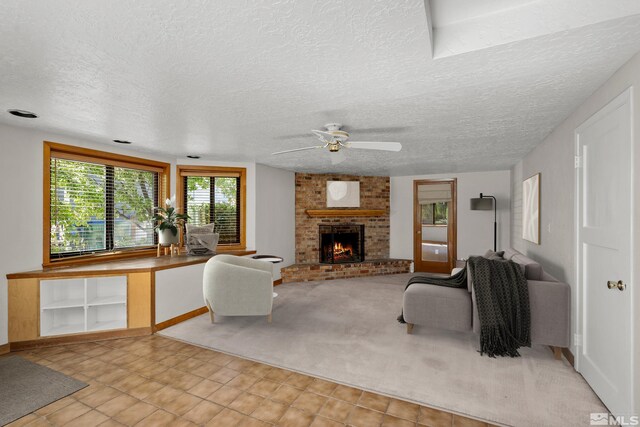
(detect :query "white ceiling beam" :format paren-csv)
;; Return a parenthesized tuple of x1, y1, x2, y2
(431, 0, 640, 58)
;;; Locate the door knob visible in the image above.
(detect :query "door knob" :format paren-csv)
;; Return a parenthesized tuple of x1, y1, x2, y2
(607, 280, 626, 291)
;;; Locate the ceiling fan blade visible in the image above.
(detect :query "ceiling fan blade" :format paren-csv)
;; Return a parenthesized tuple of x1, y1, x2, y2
(346, 141, 402, 152)
(271, 146, 323, 155)
(330, 150, 346, 165)
(311, 130, 336, 142)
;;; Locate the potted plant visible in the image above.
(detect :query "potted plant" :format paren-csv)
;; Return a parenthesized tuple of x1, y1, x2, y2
(154, 198, 190, 246)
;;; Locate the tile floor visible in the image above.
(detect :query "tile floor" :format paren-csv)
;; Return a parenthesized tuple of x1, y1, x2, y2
(3, 335, 494, 426)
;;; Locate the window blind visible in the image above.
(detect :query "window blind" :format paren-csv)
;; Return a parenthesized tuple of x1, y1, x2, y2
(183, 175, 241, 245)
(112, 166, 157, 249)
(50, 157, 158, 258)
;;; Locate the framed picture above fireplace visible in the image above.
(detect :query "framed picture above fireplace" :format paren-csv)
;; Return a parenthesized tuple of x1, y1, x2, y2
(326, 181, 360, 207)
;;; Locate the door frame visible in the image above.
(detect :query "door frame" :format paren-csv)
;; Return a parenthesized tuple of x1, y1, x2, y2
(574, 87, 634, 404)
(413, 178, 457, 273)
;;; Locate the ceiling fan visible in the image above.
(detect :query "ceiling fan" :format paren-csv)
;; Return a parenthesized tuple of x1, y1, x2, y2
(272, 123, 402, 164)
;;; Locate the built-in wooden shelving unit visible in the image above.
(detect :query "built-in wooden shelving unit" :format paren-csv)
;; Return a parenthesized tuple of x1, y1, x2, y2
(305, 209, 386, 217)
(40, 276, 127, 337)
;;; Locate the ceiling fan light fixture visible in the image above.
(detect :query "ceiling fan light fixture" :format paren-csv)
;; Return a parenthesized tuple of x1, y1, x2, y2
(272, 123, 402, 156)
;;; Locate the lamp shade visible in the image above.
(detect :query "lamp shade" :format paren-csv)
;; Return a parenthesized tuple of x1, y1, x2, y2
(470, 197, 493, 210)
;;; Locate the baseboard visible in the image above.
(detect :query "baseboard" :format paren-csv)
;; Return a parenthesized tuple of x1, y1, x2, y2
(0, 343, 9, 355)
(273, 279, 283, 286)
(9, 327, 153, 351)
(155, 307, 208, 331)
(562, 347, 575, 367)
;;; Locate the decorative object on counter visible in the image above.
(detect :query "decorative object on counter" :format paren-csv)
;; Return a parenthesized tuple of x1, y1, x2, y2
(185, 223, 219, 255)
(157, 243, 179, 257)
(522, 173, 541, 244)
(154, 197, 190, 247)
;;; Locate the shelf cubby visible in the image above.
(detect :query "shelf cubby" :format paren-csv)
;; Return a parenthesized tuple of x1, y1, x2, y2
(40, 278, 85, 310)
(40, 276, 127, 337)
(40, 306, 85, 337)
(87, 304, 127, 332)
(87, 276, 127, 306)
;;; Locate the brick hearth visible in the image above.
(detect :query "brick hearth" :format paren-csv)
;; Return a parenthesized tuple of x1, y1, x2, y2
(281, 259, 412, 283)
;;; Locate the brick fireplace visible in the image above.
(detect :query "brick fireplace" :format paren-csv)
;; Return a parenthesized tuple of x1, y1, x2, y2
(281, 173, 411, 282)
(294, 173, 390, 263)
(319, 223, 365, 264)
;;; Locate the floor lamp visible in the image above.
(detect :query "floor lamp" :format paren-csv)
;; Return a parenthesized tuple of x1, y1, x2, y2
(470, 193, 497, 252)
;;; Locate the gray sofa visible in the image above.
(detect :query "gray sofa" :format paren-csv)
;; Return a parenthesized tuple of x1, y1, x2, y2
(402, 248, 570, 358)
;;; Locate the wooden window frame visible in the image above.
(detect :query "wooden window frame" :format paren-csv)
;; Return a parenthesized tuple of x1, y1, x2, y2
(43, 141, 171, 268)
(421, 202, 449, 226)
(413, 178, 457, 274)
(176, 165, 247, 251)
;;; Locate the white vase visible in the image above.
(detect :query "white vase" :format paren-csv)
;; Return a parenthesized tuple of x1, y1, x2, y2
(158, 228, 179, 246)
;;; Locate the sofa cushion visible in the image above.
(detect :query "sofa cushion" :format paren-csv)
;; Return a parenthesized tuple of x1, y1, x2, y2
(510, 254, 543, 280)
(503, 248, 519, 260)
(403, 283, 472, 332)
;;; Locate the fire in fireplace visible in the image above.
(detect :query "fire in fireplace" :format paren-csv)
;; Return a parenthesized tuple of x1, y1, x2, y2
(319, 224, 364, 264)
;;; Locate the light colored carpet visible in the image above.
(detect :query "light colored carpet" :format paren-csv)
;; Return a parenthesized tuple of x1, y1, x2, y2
(160, 274, 606, 427)
(0, 356, 87, 425)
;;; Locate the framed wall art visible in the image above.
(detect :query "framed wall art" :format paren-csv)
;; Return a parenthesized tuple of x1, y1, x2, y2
(522, 173, 540, 244)
(326, 181, 360, 207)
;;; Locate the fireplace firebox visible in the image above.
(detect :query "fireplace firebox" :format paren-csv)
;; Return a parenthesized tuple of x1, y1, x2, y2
(319, 224, 364, 264)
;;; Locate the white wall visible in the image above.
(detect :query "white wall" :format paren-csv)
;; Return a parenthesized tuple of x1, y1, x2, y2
(510, 51, 640, 412)
(254, 164, 296, 280)
(0, 123, 261, 346)
(155, 264, 206, 323)
(390, 170, 511, 260)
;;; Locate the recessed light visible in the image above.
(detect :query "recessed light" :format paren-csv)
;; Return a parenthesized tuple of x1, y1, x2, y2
(113, 139, 132, 144)
(187, 155, 200, 159)
(7, 109, 38, 118)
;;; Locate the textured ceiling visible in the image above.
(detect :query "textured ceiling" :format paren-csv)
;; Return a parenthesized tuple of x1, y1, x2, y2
(1, 1, 640, 176)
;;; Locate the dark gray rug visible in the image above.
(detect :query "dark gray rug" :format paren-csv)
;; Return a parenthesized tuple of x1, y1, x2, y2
(0, 356, 87, 426)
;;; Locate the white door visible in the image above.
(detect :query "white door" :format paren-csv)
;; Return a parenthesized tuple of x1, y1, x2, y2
(576, 88, 633, 417)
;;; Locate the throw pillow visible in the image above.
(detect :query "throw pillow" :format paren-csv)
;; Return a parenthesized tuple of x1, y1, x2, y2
(483, 249, 505, 260)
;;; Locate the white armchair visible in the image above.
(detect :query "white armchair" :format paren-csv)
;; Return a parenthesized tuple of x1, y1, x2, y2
(203, 254, 274, 323)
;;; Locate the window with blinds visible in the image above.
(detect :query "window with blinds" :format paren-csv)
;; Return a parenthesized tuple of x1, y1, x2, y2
(46, 142, 169, 263)
(421, 202, 449, 225)
(178, 167, 245, 247)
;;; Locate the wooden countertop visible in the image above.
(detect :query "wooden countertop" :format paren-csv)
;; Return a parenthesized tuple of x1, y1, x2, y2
(6, 249, 257, 279)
